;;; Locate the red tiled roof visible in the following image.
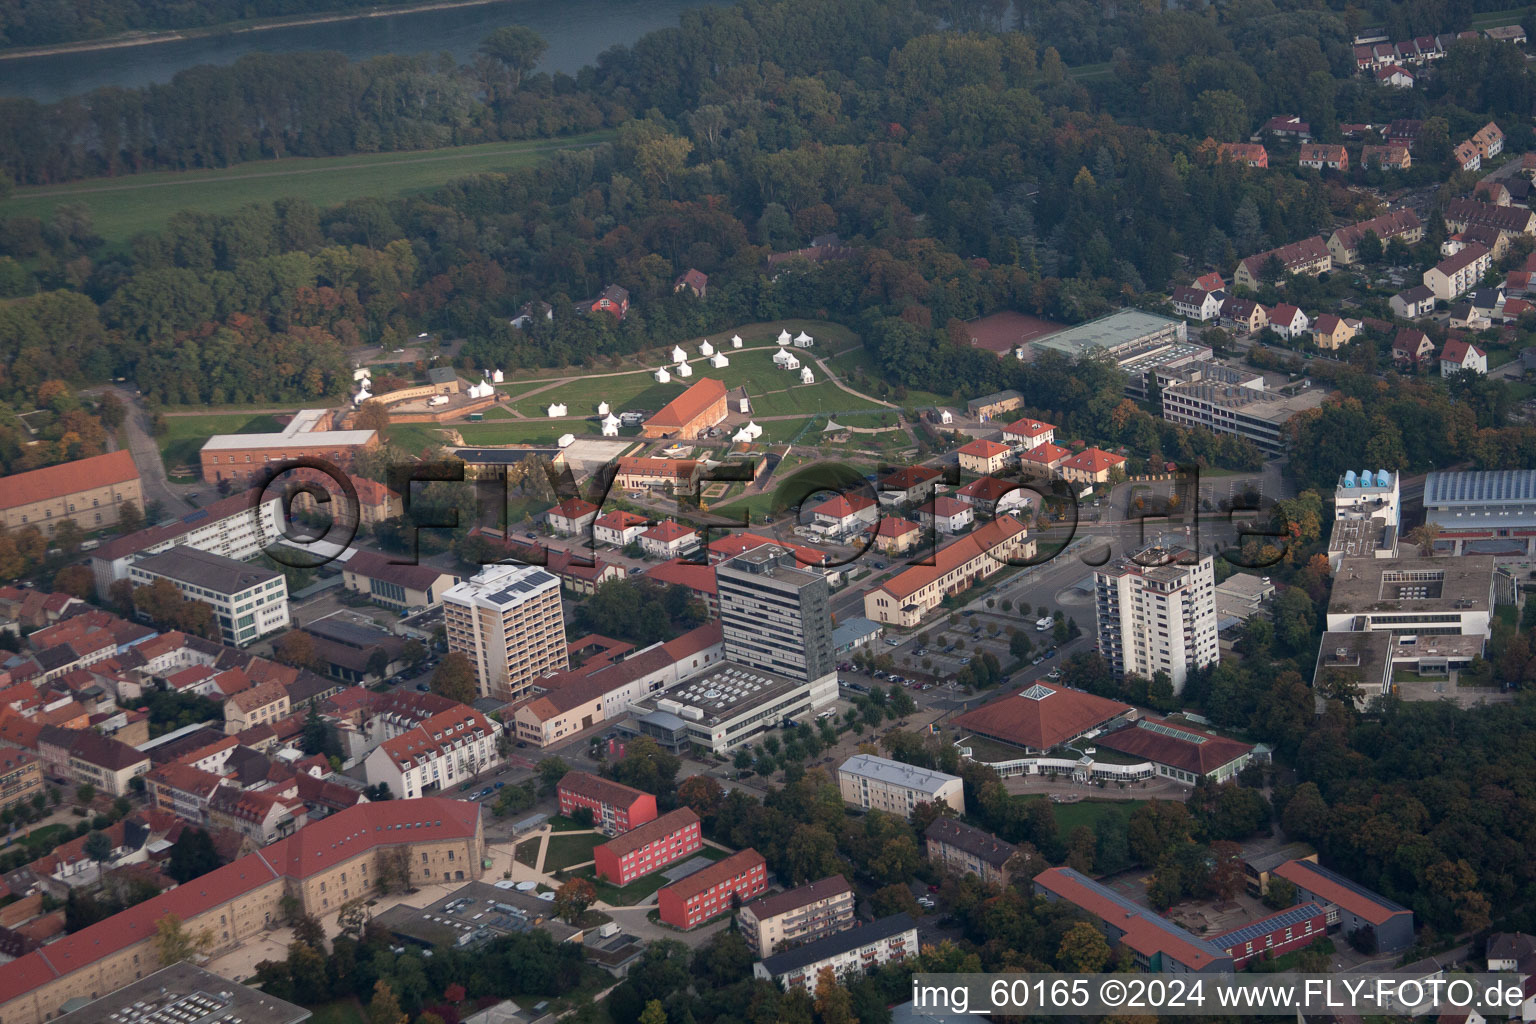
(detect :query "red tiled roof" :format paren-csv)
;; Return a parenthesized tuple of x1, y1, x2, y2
(957, 476, 1024, 502)
(1094, 717, 1253, 775)
(1020, 442, 1071, 466)
(659, 848, 764, 901)
(1035, 867, 1229, 969)
(597, 807, 699, 858)
(1064, 448, 1125, 473)
(744, 874, 853, 919)
(1440, 339, 1483, 364)
(642, 520, 699, 543)
(812, 493, 876, 519)
(877, 515, 1027, 601)
(874, 517, 919, 538)
(595, 510, 649, 531)
(1268, 303, 1303, 324)
(550, 498, 599, 520)
(1002, 418, 1055, 439)
(558, 770, 651, 810)
(878, 466, 940, 489)
(0, 451, 138, 512)
(1271, 859, 1410, 926)
(957, 439, 1010, 458)
(646, 378, 727, 430)
(919, 496, 970, 518)
(645, 559, 717, 595)
(952, 681, 1133, 750)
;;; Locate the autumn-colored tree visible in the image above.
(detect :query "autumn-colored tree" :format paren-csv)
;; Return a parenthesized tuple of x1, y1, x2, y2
(1207, 841, 1246, 902)
(638, 1001, 668, 1024)
(676, 775, 724, 817)
(430, 652, 477, 704)
(1057, 921, 1112, 972)
(354, 399, 391, 432)
(368, 980, 407, 1024)
(553, 877, 597, 924)
(274, 630, 322, 670)
(52, 564, 93, 598)
(813, 966, 858, 1024)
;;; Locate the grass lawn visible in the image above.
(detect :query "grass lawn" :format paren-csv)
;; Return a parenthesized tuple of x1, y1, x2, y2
(157, 412, 285, 477)
(544, 832, 605, 871)
(513, 839, 540, 868)
(546, 815, 592, 832)
(1470, 6, 1525, 27)
(457, 419, 604, 446)
(1017, 795, 1149, 834)
(304, 999, 368, 1024)
(381, 422, 452, 454)
(0, 132, 614, 244)
(16, 822, 72, 853)
(822, 347, 951, 409)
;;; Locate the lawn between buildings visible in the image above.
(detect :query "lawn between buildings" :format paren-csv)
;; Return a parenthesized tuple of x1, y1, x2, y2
(156, 411, 285, 479)
(567, 845, 732, 906)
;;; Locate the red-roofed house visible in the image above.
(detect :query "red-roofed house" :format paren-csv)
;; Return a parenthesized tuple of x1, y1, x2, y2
(593, 807, 702, 885)
(363, 706, 501, 800)
(1001, 417, 1056, 451)
(956, 439, 1012, 475)
(674, 269, 708, 298)
(876, 465, 941, 504)
(1299, 144, 1349, 171)
(1019, 441, 1071, 477)
(1374, 64, 1414, 87)
(1266, 303, 1310, 339)
(548, 498, 600, 537)
(1216, 143, 1268, 168)
(1311, 314, 1357, 351)
(1392, 328, 1436, 369)
(1193, 272, 1225, 292)
(1060, 448, 1126, 486)
(1271, 859, 1414, 953)
(870, 517, 921, 556)
(917, 496, 974, 535)
(594, 510, 650, 548)
(809, 493, 879, 539)
(1035, 867, 1233, 973)
(1440, 338, 1488, 376)
(956, 476, 1031, 516)
(640, 520, 701, 560)
(340, 550, 460, 612)
(0, 450, 142, 537)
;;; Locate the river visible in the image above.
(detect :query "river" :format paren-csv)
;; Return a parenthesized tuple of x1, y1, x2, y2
(0, 0, 724, 103)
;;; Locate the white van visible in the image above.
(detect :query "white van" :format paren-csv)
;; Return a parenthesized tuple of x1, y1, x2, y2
(1035, 617, 1053, 631)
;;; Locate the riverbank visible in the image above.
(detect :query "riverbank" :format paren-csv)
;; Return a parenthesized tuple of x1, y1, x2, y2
(0, 0, 519, 62)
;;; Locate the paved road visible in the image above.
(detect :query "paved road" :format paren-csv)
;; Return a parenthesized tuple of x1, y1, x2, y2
(100, 385, 193, 518)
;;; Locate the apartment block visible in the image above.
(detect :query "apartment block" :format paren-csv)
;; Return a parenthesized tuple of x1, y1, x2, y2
(592, 807, 702, 885)
(127, 548, 290, 647)
(738, 874, 856, 957)
(1094, 545, 1218, 692)
(837, 754, 964, 817)
(753, 913, 918, 991)
(656, 848, 767, 929)
(556, 771, 657, 835)
(442, 564, 569, 702)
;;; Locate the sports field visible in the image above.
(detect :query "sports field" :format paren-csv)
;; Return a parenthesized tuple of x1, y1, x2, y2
(0, 132, 613, 243)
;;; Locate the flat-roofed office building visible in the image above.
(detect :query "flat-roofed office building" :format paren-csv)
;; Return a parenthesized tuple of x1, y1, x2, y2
(716, 546, 834, 683)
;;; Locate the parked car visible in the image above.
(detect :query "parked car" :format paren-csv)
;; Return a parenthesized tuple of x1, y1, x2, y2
(959, 657, 971, 666)
(1046, 669, 1062, 681)
(494, 781, 505, 789)
(885, 637, 900, 646)
(416, 683, 429, 691)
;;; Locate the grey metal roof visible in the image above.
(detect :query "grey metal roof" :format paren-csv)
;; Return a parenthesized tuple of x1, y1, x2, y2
(758, 913, 916, 976)
(1424, 470, 1536, 507)
(132, 547, 281, 595)
(839, 754, 959, 794)
(832, 617, 882, 647)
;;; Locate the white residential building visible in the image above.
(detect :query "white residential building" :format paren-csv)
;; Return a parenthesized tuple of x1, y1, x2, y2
(1094, 545, 1218, 692)
(1423, 244, 1491, 302)
(753, 913, 918, 992)
(363, 706, 501, 800)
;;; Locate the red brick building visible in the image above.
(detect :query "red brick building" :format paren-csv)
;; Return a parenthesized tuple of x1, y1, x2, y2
(657, 848, 767, 929)
(593, 807, 702, 885)
(556, 771, 657, 835)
